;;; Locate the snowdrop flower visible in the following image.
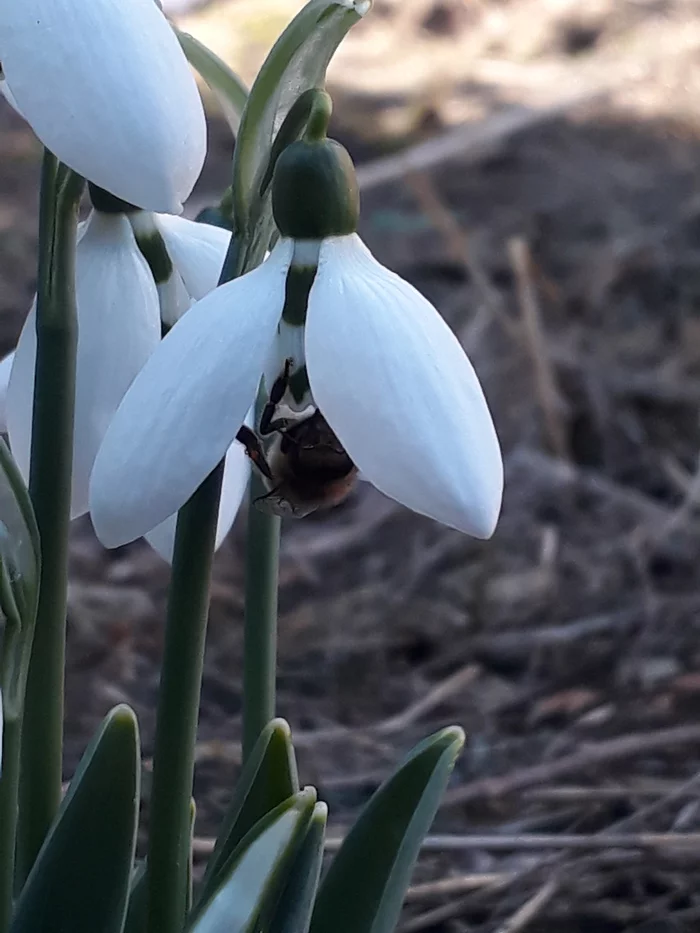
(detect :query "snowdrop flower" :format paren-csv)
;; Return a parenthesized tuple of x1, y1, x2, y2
(6, 205, 247, 560)
(90, 128, 503, 547)
(128, 211, 233, 326)
(144, 411, 252, 562)
(0, 0, 206, 212)
(0, 351, 14, 433)
(8, 209, 162, 518)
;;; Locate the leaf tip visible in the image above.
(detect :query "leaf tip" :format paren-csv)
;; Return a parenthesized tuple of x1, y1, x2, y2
(269, 717, 293, 741)
(337, 0, 372, 15)
(311, 801, 328, 825)
(296, 786, 319, 812)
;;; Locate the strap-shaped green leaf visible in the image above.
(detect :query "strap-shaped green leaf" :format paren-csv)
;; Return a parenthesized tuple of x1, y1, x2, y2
(0, 438, 40, 666)
(267, 802, 327, 933)
(123, 862, 147, 933)
(10, 705, 140, 933)
(176, 30, 249, 134)
(309, 727, 465, 933)
(194, 718, 299, 917)
(231, 0, 371, 272)
(0, 439, 39, 598)
(190, 787, 317, 933)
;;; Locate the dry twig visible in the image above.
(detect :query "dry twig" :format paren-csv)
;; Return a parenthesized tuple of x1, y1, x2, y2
(443, 724, 700, 806)
(493, 879, 559, 933)
(509, 237, 569, 460)
(324, 831, 700, 852)
(406, 170, 510, 329)
(404, 874, 513, 901)
(356, 91, 607, 190)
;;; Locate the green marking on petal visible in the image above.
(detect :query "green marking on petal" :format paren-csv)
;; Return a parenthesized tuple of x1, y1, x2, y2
(281, 265, 317, 326)
(133, 229, 173, 286)
(288, 366, 310, 406)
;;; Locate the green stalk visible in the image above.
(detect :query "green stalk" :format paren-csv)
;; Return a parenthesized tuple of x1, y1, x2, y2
(0, 714, 21, 931)
(242, 471, 281, 763)
(0, 557, 26, 924)
(17, 158, 84, 885)
(146, 464, 224, 933)
(145, 221, 248, 933)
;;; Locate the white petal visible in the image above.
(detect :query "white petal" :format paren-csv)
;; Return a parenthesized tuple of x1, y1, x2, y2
(144, 418, 251, 563)
(89, 239, 293, 548)
(0, 351, 15, 433)
(7, 212, 161, 518)
(306, 235, 503, 539)
(156, 215, 231, 300)
(0, 0, 206, 212)
(158, 269, 193, 328)
(0, 79, 22, 117)
(264, 321, 311, 412)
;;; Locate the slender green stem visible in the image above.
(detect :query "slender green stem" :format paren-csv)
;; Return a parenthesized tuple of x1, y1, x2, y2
(0, 557, 25, 924)
(145, 208, 253, 933)
(146, 464, 224, 933)
(0, 715, 20, 931)
(17, 158, 84, 885)
(242, 472, 281, 763)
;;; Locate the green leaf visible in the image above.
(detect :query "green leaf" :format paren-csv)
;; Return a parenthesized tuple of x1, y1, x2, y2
(190, 788, 317, 933)
(194, 718, 299, 916)
(176, 30, 249, 133)
(10, 705, 140, 933)
(123, 863, 147, 933)
(0, 438, 39, 615)
(309, 727, 464, 933)
(231, 0, 371, 272)
(267, 802, 327, 933)
(187, 797, 196, 914)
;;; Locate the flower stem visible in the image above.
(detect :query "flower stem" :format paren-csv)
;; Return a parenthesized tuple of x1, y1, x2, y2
(242, 471, 281, 763)
(17, 157, 84, 885)
(0, 714, 20, 932)
(0, 561, 27, 922)
(146, 463, 224, 933)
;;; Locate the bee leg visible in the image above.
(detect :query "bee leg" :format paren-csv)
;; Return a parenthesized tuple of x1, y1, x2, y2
(235, 425, 274, 481)
(253, 485, 281, 506)
(259, 358, 293, 435)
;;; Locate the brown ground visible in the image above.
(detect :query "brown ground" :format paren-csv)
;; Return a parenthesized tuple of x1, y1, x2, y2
(5, 0, 700, 930)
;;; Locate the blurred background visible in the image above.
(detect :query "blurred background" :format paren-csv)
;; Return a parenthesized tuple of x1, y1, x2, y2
(6, 0, 700, 928)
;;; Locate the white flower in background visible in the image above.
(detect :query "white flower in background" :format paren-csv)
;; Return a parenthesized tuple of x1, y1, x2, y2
(8, 211, 162, 518)
(89, 137, 503, 547)
(129, 212, 233, 326)
(3, 208, 247, 562)
(0, 352, 13, 433)
(0, 0, 206, 212)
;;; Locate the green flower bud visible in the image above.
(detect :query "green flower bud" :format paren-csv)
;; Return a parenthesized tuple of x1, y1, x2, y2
(272, 138, 359, 239)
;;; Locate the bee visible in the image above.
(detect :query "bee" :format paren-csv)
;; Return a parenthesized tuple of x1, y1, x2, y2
(236, 361, 358, 518)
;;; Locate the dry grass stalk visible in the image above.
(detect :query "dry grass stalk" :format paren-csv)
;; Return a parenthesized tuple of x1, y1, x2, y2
(493, 879, 559, 933)
(509, 236, 569, 460)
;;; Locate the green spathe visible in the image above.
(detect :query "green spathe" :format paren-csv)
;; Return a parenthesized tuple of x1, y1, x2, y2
(272, 139, 359, 239)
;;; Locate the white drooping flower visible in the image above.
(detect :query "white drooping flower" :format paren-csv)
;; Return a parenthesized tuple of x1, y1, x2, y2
(8, 210, 162, 518)
(144, 410, 253, 562)
(89, 130, 503, 546)
(0, 352, 13, 434)
(5, 208, 248, 561)
(129, 211, 233, 326)
(0, 0, 207, 212)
